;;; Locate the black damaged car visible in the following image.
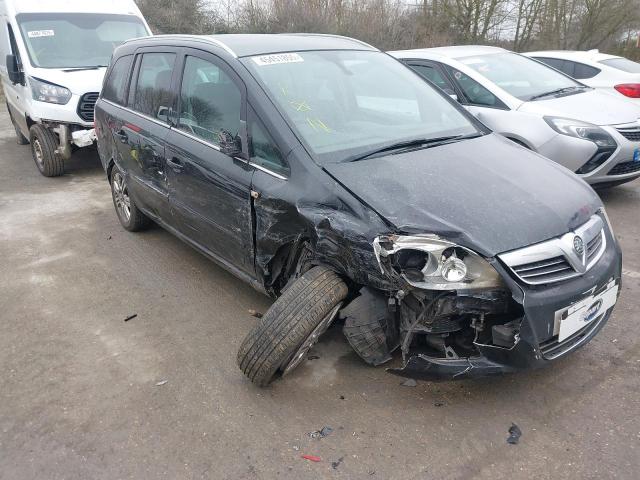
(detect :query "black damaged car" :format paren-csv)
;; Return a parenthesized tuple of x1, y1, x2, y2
(95, 34, 622, 386)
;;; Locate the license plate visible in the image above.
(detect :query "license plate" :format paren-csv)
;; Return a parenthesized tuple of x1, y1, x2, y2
(633, 148, 640, 163)
(554, 281, 618, 342)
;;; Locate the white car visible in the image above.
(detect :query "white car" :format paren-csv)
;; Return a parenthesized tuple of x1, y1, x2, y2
(0, 0, 151, 176)
(390, 46, 640, 187)
(526, 50, 640, 102)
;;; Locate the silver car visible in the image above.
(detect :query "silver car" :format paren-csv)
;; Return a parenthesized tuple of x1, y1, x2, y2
(390, 46, 640, 187)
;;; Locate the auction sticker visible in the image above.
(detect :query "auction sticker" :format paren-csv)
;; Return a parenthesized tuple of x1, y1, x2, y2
(252, 53, 304, 66)
(28, 30, 55, 38)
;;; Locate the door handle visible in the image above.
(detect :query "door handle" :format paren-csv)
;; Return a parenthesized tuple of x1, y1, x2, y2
(166, 156, 184, 173)
(115, 129, 128, 143)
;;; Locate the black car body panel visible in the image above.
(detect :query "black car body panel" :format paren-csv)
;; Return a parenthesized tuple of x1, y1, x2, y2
(95, 34, 622, 382)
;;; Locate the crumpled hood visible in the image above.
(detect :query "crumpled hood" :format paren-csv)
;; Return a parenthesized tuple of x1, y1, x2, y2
(324, 134, 601, 257)
(29, 67, 107, 95)
(518, 89, 640, 126)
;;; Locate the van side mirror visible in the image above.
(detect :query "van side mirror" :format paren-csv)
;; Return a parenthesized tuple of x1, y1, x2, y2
(6, 54, 23, 85)
(219, 129, 242, 158)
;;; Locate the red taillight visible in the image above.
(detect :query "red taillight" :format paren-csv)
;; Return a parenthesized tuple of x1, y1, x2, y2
(614, 83, 640, 98)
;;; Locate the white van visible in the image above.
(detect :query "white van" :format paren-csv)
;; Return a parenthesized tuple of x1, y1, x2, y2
(0, 0, 150, 176)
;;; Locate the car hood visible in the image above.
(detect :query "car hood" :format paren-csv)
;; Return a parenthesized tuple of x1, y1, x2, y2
(518, 88, 640, 126)
(323, 134, 601, 257)
(29, 67, 107, 95)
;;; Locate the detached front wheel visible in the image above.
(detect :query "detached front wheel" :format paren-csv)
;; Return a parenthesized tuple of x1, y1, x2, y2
(237, 266, 348, 386)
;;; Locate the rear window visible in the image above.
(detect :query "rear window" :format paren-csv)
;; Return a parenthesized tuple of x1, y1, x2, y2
(103, 55, 133, 105)
(131, 52, 176, 121)
(599, 57, 640, 73)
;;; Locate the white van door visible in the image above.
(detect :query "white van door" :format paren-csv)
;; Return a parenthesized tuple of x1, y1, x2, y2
(3, 21, 30, 135)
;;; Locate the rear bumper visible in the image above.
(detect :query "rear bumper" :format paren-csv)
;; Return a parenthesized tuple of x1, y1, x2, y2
(390, 225, 622, 381)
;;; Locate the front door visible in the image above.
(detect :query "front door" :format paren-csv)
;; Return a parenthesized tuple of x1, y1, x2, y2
(165, 51, 255, 275)
(4, 23, 29, 135)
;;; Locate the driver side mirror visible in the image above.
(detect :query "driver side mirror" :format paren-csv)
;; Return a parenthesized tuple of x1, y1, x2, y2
(219, 129, 243, 158)
(6, 54, 24, 85)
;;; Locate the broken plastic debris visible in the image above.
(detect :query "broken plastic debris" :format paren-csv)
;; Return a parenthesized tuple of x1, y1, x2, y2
(308, 355, 320, 360)
(308, 426, 333, 438)
(71, 128, 96, 148)
(248, 309, 263, 318)
(434, 401, 444, 407)
(124, 314, 137, 322)
(301, 454, 321, 462)
(155, 380, 168, 386)
(331, 457, 344, 469)
(401, 378, 417, 387)
(507, 423, 522, 444)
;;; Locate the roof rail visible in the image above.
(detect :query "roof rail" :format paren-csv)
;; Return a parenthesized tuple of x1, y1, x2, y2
(284, 33, 378, 51)
(123, 34, 237, 57)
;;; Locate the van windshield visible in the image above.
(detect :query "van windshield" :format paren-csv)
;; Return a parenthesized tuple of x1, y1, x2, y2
(242, 50, 481, 164)
(17, 13, 148, 69)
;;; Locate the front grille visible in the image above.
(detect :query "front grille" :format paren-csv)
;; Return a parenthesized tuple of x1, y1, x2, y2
(539, 312, 607, 359)
(608, 160, 640, 175)
(615, 126, 640, 141)
(511, 256, 574, 283)
(499, 214, 606, 286)
(77, 92, 99, 122)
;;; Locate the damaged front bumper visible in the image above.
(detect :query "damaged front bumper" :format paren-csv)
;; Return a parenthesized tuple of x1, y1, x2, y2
(378, 222, 622, 381)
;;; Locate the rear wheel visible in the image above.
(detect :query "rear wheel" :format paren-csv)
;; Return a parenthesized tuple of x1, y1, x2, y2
(237, 266, 349, 386)
(110, 167, 150, 231)
(29, 125, 64, 177)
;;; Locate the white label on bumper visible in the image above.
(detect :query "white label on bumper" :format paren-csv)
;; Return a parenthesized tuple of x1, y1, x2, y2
(555, 281, 618, 342)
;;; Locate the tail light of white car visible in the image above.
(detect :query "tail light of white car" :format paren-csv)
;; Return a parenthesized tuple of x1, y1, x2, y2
(614, 83, 640, 98)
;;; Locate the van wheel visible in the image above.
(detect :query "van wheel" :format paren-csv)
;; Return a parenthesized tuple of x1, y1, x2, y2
(110, 167, 150, 231)
(29, 125, 64, 177)
(237, 266, 349, 387)
(7, 107, 28, 145)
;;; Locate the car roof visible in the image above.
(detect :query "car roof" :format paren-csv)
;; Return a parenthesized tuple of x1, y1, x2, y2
(525, 50, 621, 63)
(125, 33, 378, 58)
(390, 45, 508, 60)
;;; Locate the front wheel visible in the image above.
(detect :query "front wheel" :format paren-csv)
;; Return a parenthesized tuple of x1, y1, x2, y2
(237, 266, 349, 386)
(29, 125, 64, 176)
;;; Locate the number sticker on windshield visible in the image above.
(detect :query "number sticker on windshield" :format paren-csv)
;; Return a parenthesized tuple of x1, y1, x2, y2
(252, 53, 304, 66)
(28, 30, 55, 38)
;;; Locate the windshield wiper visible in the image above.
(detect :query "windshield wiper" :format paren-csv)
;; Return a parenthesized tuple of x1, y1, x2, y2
(62, 66, 108, 72)
(347, 133, 483, 162)
(529, 86, 587, 101)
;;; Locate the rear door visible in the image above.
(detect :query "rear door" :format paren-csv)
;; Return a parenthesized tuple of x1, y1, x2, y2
(164, 49, 255, 275)
(117, 47, 179, 221)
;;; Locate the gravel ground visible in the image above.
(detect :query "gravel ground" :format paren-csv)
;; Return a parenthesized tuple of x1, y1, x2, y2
(0, 109, 639, 479)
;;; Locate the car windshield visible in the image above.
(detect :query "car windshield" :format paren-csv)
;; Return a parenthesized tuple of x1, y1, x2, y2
(241, 50, 480, 164)
(17, 13, 149, 69)
(599, 57, 640, 73)
(459, 52, 581, 101)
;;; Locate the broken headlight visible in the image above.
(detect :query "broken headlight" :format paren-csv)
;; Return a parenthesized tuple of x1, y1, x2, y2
(373, 235, 504, 291)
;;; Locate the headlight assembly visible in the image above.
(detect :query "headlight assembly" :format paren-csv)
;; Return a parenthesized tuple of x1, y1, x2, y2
(373, 235, 504, 291)
(544, 116, 616, 149)
(29, 77, 72, 105)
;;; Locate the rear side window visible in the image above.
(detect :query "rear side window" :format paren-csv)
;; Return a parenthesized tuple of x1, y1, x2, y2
(132, 52, 176, 121)
(572, 62, 600, 79)
(103, 55, 133, 105)
(534, 57, 600, 80)
(534, 57, 567, 72)
(177, 56, 241, 144)
(599, 57, 640, 73)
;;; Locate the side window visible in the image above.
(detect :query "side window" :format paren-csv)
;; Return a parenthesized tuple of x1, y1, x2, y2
(103, 55, 133, 105)
(250, 118, 288, 177)
(409, 64, 455, 94)
(132, 52, 176, 121)
(448, 67, 506, 109)
(572, 62, 601, 80)
(535, 57, 567, 73)
(177, 56, 241, 144)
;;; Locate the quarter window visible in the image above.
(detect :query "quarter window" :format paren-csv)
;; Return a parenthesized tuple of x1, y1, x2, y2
(103, 55, 133, 105)
(250, 118, 288, 177)
(448, 67, 506, 108)
(132, 52, 176, 121)
(177, 56, 241, 144)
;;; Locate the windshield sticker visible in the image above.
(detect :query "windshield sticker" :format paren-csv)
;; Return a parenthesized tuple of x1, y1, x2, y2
(252, 53, 304, 66)
(27, 30, 55, 38)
